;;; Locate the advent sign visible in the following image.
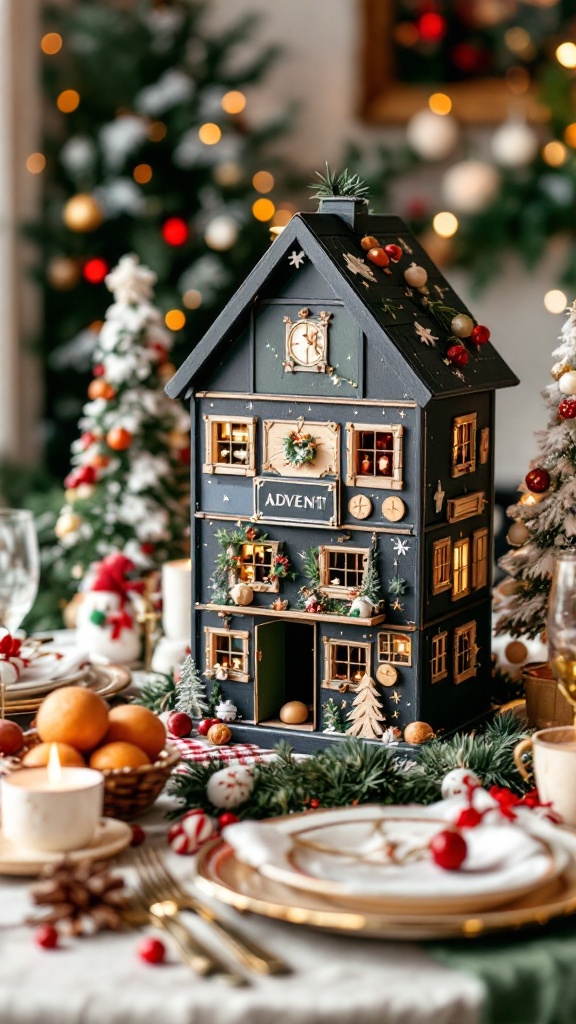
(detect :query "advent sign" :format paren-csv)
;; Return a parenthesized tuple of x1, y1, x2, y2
(254, 477, 339, 526)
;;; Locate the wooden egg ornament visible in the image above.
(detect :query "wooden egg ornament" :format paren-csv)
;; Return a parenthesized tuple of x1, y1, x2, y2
(207, 722, 232, 745)
(506, 521, 529, 547)
(505, 640, 528, 665)
(404, 721, 434, 745)
(450, 314, 475, 339)
(404, 262, 427, 288)
(106, 427, 133, 451)
(558, 370, 576, 396)
(525, 468, 550, 493)
(167, 809, 217, 855)
(206, 765, 255, 809)
(279, 700, 309, 725)
(367, 247, 389, 268)
(229, 582, 254, 606)
(360, 235, 379, 251)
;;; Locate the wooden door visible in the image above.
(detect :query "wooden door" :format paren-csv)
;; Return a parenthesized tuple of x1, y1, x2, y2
(255, 621, 286, 723)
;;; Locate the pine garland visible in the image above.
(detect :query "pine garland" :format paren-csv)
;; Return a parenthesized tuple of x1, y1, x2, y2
(168, 715, 530, 820)
(133, 672, 177, 714)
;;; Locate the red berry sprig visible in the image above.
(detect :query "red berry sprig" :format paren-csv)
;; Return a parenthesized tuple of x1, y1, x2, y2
(447, 344, 469, 368)
(138, 937, 166, 965)
(471, 324, 490, 345)
(130, 824, 146, 847)
(218, 812, 240, 829)
(35, 924, 59, 949)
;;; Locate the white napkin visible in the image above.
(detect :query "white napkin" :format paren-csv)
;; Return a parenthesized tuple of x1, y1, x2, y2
(15, 643, 90, 685)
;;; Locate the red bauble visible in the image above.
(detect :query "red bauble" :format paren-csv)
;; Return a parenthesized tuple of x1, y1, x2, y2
(447, 345, 469, 368)
(80, 432, 95, 449)
(178, 446, 191, 464)
(471, 324, 490, 345)
(366, 247, 390, 268)
(525, 468, 551, 493)
(417, 11, 447, 42)
(430, 829, 467, 871)
(455, 807, 483, 829)
(197, 718, 219, 736)
(138, 937, 166, 965)
(150, 342, 169, 365)
(106, 427, 133, 451)
(64, 464, 97, 489)
(83, 258, 109, 285)
(218, 812, 240, 829)
(559, 398, 576, 420)
(309, 798, 320, 809)
(167, 711, 193, 738)
(35, 924, 59, 949)
(141, 542, 155, 555)
(93, 363, 105, 376)
(130, 824, 146, 847)
(384, 243, 403, 262)
(162, 217, 189, 247)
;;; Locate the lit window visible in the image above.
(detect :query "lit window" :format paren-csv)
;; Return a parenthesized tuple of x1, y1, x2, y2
(378, 632, 411, 666)
(453, 538, 470, 599)
(431, 632, 448, 683)
(324, 640, 371, 690)
(432, 538, 452, 595)
(453, 622, 477, 684)
(472, 528, 489, 590)
(203, 416, 256, 476)
(451, 414, 477, 477)
(238, 541, 279, 592)
(346, 423, 403, 490)
(319, 547, 368, 598)
(204, 627, 249, 682)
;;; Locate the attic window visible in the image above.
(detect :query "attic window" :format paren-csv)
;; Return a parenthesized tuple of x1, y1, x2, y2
(451, 414, 477, 478)
(237, 541, 280, 593)
(324, 639, 371, 691)
(318, 546, 368, 598)
(346, 423, 403, 490)
(203, 415, 256, 476)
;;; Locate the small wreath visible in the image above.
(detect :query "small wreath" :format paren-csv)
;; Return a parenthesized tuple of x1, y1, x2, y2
(283, 431, 318, 468)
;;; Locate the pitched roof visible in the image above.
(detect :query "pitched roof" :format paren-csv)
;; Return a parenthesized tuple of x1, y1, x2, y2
(165, 206, 519, 404)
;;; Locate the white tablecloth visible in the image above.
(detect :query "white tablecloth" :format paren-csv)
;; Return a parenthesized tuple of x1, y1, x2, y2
(0, 797, 485, 1024)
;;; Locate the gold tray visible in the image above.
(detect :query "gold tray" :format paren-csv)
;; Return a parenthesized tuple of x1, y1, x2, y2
(195, 826, 576, 941)
(4, 663, 131, 715)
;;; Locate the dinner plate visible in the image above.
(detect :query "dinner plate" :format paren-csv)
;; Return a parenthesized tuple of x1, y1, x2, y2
(224, 805, 567, 913)
(4, 663, 131, 715)
(196, 814, 576, 941)
(0, 817, 132, 876)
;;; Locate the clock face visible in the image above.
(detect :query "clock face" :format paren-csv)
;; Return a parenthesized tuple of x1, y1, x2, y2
(377, 663, 398, 686)
(382, 496, 406, 522)
(287, 320, 326, 367)
(348, 494, 373, 520)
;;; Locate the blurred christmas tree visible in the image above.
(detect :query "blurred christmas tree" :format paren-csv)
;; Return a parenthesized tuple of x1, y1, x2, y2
(31, 0, 290, 475)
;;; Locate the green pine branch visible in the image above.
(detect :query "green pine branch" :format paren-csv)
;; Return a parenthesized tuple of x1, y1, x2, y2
(309, 163, 370, 200)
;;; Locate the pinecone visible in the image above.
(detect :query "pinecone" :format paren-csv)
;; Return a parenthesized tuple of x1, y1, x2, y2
(28, 858, 127, 936)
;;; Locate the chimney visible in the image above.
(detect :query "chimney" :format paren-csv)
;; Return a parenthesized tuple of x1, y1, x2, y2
(317, 197, 369, 231)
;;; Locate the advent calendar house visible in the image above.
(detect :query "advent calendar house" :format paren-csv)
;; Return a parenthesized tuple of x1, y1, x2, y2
(166, 196, 518, 750)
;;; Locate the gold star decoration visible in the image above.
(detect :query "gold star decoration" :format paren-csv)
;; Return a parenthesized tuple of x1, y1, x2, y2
(390, 690, 401, 705)
(392, 599, 404, 611)
(391, 710, 399, 720)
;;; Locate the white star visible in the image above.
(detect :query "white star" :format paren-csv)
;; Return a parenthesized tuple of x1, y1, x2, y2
(399, 410, 406, 419)
(246, 402, 253, 410)
(105, 254, 157, 305)
(433, 480, 445, 514)
(414, 322, 438, 347)
(343, 252, 376, 282)
(392, 537, 410, 557)
(223, 495, 230, 503)
(288, 250, 305, 268)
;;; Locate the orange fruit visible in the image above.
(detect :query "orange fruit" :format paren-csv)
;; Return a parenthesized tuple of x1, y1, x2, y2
(103, 704, 166, 760)
(23, 742, 85, 767)
(89, 741, 150, 770)
(36, 686, 109, 752)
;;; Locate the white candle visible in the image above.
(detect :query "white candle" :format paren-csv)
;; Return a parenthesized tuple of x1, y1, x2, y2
(1, 747, 104, 852)
(162, 558, 192, 640)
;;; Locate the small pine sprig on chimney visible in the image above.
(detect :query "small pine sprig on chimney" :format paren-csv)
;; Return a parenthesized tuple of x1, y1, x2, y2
(309, 162, 370, 200)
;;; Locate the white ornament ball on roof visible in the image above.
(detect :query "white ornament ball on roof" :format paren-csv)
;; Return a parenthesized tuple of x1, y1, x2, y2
(406, 110, 459, 161)
(206, 765, 254, 809)
(204, 215, 239, 251)
(491, 119, 538, 168)
(442, 160, 501, 213)
(558, 370, 576, 396)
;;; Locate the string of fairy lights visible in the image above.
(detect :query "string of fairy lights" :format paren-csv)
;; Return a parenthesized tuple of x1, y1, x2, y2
(27, 29, 296, 336)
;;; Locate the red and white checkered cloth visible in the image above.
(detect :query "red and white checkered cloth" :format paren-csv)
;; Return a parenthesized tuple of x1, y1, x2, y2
(169, 734, 276, 769)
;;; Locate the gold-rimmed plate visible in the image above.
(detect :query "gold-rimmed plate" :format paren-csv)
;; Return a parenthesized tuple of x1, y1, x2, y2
(4, 663, 131, 715)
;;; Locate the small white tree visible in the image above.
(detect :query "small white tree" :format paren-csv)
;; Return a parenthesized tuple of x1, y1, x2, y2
(176, 655, 209, 719)
(346, 673, 385, 739)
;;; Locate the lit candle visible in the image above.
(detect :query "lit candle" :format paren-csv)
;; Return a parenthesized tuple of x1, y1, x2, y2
(161, 558, 192, 640)
(1, 745, 104, 853)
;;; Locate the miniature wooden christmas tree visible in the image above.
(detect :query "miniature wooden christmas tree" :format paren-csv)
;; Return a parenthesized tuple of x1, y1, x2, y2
(346, 673, 385, 739)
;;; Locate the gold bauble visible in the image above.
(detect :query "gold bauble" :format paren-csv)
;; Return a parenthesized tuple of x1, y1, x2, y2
(158, 362, 177, 384)
(63, 193, 104, 233)
(499, 577, 520, 597)
(55, 512, 83, 539)
(279, 700, 309, 725)
(65, 483, 95, 504)
(506, 521, 530, 547)
(167, 430, 189, 450)
(47, 256, 81, 290)
(404, 721, 434, 745)
(551, 362, 571, 382)
(505, 640, 528, 665)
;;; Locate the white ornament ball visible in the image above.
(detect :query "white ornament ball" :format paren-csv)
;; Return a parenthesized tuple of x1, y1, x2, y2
(558, 370, 576, 396)
(451, 313, 475, 339)
(441, 768, 481, 800)
(206, 765, 254, 810)
(406, 110, 459, 161)
(404, 262, 428, 288)
(507, 521, 530, 547)
(229, 582, 254, 607)
(204, 215, 239, 252)
(491, 120, 538, 168)
(442, 160, 501, 214)
(167, 809, 217, 855)
(55, 512, 83, 539)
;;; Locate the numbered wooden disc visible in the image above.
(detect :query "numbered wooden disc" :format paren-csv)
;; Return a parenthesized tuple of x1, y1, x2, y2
(348, 494, 373, 520)
(382, 496, 406, 522)
(377, 664, 398, 686)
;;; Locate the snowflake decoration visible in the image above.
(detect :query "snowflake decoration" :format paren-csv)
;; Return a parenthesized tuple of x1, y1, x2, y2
(391, 710, 400, 720)
(288, 250, 305, 269)
(391, 537, 410, 557)
(343, 253, 376, 283)
(414, 322, 438, 347)
(399, 410, 406, 419)
(392, 599, 404, 611)
(222, 495, 230, 503)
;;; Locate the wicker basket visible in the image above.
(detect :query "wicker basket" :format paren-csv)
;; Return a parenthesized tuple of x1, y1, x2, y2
(10, 732, 181, 822)
(523, 662, 574, 730)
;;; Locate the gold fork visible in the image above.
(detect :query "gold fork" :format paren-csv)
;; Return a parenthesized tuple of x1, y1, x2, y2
(141, 847, 290, 976)
(133, 852, 247, 985)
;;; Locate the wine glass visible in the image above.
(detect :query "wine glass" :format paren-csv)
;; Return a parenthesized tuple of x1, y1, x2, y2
(547, 551, 576, 724)
(0, 509, 40, 633)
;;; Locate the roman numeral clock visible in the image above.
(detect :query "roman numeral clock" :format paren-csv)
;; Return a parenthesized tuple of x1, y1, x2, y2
(283, 308, 332, 374)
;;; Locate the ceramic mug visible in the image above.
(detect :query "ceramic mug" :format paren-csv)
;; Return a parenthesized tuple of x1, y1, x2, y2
(514, 726, 576, 826)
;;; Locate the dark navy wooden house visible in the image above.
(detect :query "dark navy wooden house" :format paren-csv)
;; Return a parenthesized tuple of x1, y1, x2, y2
(167, 197, 518, 750)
